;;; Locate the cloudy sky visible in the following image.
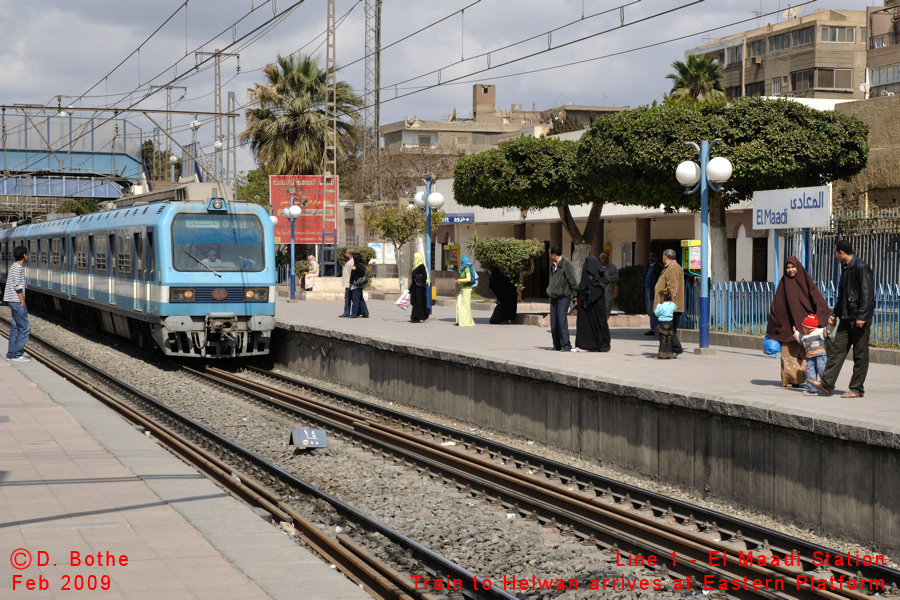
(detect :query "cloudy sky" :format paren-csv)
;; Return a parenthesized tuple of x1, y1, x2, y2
(0, 0, 882, 175)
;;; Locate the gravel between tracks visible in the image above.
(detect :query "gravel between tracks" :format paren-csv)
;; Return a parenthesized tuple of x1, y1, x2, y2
(4, 307, 897, 600)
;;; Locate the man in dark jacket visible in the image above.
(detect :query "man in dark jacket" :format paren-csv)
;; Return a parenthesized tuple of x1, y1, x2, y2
(643, 251, 663, 335)
(546, 246, 579, 351)
(810, 240, 875, 398)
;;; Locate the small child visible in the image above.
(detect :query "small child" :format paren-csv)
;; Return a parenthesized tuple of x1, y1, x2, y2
(793, 314, 834, 395)
(654, 289, 677, 359)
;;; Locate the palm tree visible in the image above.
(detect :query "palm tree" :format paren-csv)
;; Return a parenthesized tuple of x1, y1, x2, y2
(241, 54, 363, 175)
(665, 54, 726, 103)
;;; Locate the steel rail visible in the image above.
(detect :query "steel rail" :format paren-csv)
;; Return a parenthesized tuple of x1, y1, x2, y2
(195, 365, 898, 600)
(0, 324, 507, 600)
(241, 365, 900, 589)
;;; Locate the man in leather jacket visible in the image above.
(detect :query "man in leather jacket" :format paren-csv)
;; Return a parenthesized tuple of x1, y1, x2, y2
(810, 240, 875, 398)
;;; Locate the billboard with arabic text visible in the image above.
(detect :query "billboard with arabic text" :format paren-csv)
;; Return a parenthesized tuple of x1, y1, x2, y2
(269, 175, 338, 244)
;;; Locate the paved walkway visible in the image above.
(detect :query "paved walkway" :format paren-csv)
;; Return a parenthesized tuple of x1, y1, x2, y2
(276, 297, 899, 439)
(0, 339, 370, 600)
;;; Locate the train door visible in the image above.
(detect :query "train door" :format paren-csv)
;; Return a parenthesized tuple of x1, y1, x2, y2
(146, 229, 155, 313)
(108, 234, 116, 304)
(88, 236, 95, 300)
(133, 232, 143, 312)
(70, 236, 77, 295)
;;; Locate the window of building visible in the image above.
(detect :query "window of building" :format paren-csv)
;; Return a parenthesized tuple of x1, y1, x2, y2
(772, 77, 782, 94)
(820, 26, 854, 43)
(472, 133, 484, 145)
(574, 116, 583, 125)
(860, 28, 866, 43)
(872, 35, 885, 49)
(727, 86, 741, 100)
(417, 135, 431, 146)
(817, 68, 852, 90)
(791, 69, 814, 91)
(747, 40, 765, 58)
(456, 136, 469, 145)
(746, 81, 766, 97)
(726, 45, 743, 65)
(793, 27, 815, 47)
(526, 119, 532, 124)
(870, 63, 900, 86)
(769, 32, 790, 52)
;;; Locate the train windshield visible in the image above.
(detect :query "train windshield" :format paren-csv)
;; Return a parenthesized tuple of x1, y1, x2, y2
(172, 214, 265, 272)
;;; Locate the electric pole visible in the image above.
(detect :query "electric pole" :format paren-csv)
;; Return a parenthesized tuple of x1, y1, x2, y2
(195, 50, 240, 186)
(364, 0, 382, 199)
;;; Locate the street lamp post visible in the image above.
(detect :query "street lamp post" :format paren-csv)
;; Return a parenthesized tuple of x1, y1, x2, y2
(213, 138, 223, 184)
(169, 154, 178, 183)
(414, 174, 444, 311)
(189, 117, 201, 180)
(282, 200, 303, 300)
(676, 139, 733, 352)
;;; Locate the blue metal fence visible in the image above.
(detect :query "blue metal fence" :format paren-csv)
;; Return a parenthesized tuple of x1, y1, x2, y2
(683, 279, 900, 346)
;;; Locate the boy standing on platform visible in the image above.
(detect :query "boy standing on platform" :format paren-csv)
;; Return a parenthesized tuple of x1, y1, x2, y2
(793, 314, 834, 395)
(4, 246, 30, 362)
(546, 246, 578, 351)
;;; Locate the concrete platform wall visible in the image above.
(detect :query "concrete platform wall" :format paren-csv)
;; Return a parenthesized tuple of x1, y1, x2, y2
(272, 328, 900, 547)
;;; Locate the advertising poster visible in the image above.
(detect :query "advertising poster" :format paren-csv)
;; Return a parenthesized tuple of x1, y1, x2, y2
(270, 175, 337, 244)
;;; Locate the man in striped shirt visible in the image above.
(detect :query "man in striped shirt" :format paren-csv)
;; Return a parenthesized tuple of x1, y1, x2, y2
(4, 246, 30, 362)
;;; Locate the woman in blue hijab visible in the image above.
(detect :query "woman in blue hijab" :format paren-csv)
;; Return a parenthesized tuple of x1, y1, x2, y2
(455, 256, 478, 326)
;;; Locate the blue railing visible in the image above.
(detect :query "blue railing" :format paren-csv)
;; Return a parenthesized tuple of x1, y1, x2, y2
(683, 280, 900, 347)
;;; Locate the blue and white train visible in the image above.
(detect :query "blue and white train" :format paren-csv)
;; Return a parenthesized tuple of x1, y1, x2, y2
(0, 196, 276, 358)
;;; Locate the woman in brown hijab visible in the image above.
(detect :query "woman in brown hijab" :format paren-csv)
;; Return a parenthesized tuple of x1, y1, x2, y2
(766, 257, 831, 387)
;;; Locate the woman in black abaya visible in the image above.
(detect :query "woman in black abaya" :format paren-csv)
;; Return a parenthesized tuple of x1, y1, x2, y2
(574, 255, 611, 352)
(488, 266, 518, 324)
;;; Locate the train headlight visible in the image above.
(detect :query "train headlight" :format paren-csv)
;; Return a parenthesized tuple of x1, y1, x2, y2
(170, 288, 196, 302)
(244, 288, 268, 301)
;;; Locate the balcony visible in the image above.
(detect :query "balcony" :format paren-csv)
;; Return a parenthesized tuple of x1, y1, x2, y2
(870, 33, 900, 50)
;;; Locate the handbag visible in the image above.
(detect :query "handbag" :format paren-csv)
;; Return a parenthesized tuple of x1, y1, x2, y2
(763, 334, 781, 356)
(395, 290, 410, 310)
(352, 270, 369, 287)
(413, 271, 427, 288)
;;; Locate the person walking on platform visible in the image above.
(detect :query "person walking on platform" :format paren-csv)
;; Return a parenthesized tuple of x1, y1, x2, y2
(573, 255, 611, 352)
(455, 256, 478, 326)
(654, 289, 676, 359)
(597, 252, 619, 320)
(488, 266, 518, 325)
(653, 249, 685, 357)
(766, 257, 831, 387)
(547, 246, 578, 351)
(409, 252, 430, 323)
(339, 249, 354, 317)
(4, 246, 31, 362)
(810, 241, 875, 398)
(792, 314, 834, 395)
(644, 252, 663, 336)
(349, 252, 370, 318)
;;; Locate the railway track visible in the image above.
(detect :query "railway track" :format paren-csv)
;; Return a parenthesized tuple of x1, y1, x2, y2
(187, 364, 900, 600)
(0, 322, 516, 600)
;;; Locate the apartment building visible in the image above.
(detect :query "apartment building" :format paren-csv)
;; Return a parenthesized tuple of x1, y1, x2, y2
(379, 84, 626, 155)
(687, 9, 867, 100)
(867, 1, 900, 97)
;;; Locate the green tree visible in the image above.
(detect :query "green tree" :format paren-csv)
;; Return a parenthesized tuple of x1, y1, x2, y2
(453, 134, 602, 271)
(467, 231, 545, 299)
(234, 166, 274, 207)
(578, 97, 869, 282)
(363, 203, 445, 291)
(241, 53, 364, 175)
(548, 116, 584, 136)
(665, 54, 725, 104)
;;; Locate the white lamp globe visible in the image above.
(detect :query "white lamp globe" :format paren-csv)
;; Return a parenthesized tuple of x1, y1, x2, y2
(269, 215, 279, 225)
(413, 191, 426, 209)
(288, 205, 302, 219)
(169, 155, 178, 164)
(214, 139, 223, 151)
(282, 207, 291, 218)
(675, 161, 701, 187)
(707, 156, 733, 183)
(406, 203, 416, 211)
(427, 192, 444, 210)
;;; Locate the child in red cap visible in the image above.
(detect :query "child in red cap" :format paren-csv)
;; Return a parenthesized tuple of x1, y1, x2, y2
(792, 314, 834, 395)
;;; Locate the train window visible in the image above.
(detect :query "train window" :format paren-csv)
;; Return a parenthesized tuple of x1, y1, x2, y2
(40, 240, 48, 267)
(51, 239, 60, 269)
(95, 237, 108, 271)
(171, 214, 265, 272)
(157, 206, 165, 214)
(76, 238, 87, 270)
(143, 207, 148, 214)
(117, 235, 131, 274)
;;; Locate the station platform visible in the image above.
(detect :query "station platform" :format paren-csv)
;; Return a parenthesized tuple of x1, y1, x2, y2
(0, 340, 371, 600)
(272, 296, 900, 547)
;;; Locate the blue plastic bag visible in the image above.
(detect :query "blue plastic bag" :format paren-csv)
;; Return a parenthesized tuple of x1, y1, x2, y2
(763, 334, 781, 356)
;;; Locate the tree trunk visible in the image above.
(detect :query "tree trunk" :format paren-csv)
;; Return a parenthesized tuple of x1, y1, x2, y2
(395, 242, 404, 292)
(556, 201, 604, 275)
(709, 193, 729, 283)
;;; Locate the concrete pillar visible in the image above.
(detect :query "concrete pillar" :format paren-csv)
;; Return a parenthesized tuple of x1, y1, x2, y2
(590, 218, 604, 257)
(352, 203, 367, 246)
(549, 221, 562, 251)
(513, 223, 526, 240)
(635, 218, 651, 266)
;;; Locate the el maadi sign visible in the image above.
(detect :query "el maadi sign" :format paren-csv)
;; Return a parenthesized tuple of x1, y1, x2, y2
(752, 185, 831, 230)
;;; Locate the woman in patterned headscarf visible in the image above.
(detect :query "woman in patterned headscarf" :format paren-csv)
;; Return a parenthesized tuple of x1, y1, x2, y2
(409, 252, 430, 323)
(455, 256, 478, 327)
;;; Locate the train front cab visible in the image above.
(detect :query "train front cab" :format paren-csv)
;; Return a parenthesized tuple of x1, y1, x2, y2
(154, 198, 276, 358)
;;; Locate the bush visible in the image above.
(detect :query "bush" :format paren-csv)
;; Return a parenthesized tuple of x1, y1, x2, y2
(616, 265, 647, 315)
(294, 259, 310, 278)
(469, 232, 545, 298)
